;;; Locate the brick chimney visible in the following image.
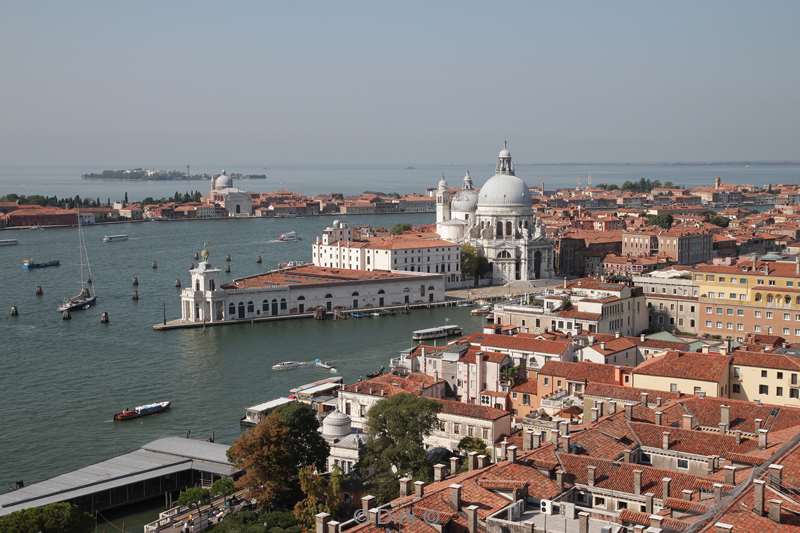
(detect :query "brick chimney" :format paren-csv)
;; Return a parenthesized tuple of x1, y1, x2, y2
(649, 515, 664, 529)
(633, 469, 643, 495)
(640, 392, 649, 406)
(468, 451, 478, 470)
(414, 480, 425, 498)
(720, 405, 730, 431)
(433, 464, 445, 482)
(623, 449, 633, 463)
(625, 403, 633, 420)
(723, 466, 737, 485)
(662, 477, 671, 500)
(681, 489, 693, 501)
(450, 456, 459, 475)
(507, 445, 518, 463)
(523, 430, 534, 451)
(449, 484, 462, 510)
(768, 464, 784, 486)
(399, 477, 412, 497)
(465, 504, 479, 533)
(768, 499, 782, 524)
(662, 431, 670, 450)
(758, 428, 769, 449)
(587, 465, 596, 486)
(682, 413, 695, 430)
(361, 495, 375, 515)
(477, 454, 488, 469)
(655, 411, 663, 426)
(753, 479, 765, 516)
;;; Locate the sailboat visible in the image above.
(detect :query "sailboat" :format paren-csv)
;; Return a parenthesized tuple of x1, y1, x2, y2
(58, 211, 97, 312)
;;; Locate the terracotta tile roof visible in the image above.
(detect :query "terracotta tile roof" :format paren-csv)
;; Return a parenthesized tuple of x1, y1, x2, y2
(462, 333, 573, 355)
(703, 483, 800, 532)
(342, 372, 442, 397)
(676, 396, 800, 434)
(618, 509, 689, 531)
(584, 383, 683, 403)
(663, 496, 710, 514)
(539, 361, 619, 384)
(456, 345, 511, 365)
(632, 351, 730, 384)
(436, 399, 509, 422)
(731, 350, 800, 372)
(628, 422, 763, 460)
(223, 264, 438, 289)
(558, 309, 602, 321)
(510, 379, 537, 395)
(569, 415, 639, 460)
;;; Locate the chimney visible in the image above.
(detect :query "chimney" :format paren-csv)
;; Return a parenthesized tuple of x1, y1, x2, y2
(713, 483, 723, 503)
(640, 333, 646, 342)
(734, 430, 742, 445)
(450, 456, 459, 475)
(399, 477, 412, 497)
(758, 429, 769, 449)
(550, 428, 560, 444)
(702, 346, 710, 354)
(768, 499, 782, 524)
(477, 454, 488, 469)
(633, 469, 643, 495)
(523, 430, 534, 451)
(607, 399, 617, 414)
(556, 469, 565, 490)
(361, 495, 375, 516)
(644, 493, 654, 514)
(640, 392, 649, 406)
(414, 480, 425, 498)
(600, 342, 606, 351)
(560, 435, 571, 452)
(507, 445, 518, 463)
(650, 515, 664, 529)
(656, 397, 663, 408)
(591, 407, 600, 422)
(368, 509, 380, 526)
(560, 420, 570, 436)
(662, 477, 672, 500)
(723, 466, 736, 485)
(720, 405, 731, 431)
(500, 439, 508, 460)
(755, 418, 763, 431)
(615, 331, 621, 339)
(623, 449, 633, 463)
(468, 451, 478, 470)
(662, 431, 671, 450)
(315, 512, 331, 533)
(328, 521, 340, 533)
(753, 479, 766, 515)
(449, 484, 462, 510)
(682, 489, 693, 501)
(465, 505, 479, 533)
(625, 403, 633, 420)
(768, 464, 784, 486)
(682, 414, 695, 430)
(532, 432, 542, 449)
(578, 512, 589, 533)
(655, 411, 663, 426)
(433, 464, 446, 482)
(587, 465, 596, 486)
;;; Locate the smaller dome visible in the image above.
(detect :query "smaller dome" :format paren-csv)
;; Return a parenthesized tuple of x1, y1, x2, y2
(451, 188, 479, 213)
(498, 148, 511, 158)
(322, 410, 352, 438)
(437, 175, 447, 191)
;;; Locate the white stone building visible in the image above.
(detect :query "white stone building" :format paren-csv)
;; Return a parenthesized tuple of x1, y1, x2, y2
(179, 251, 446, 324)
(321, 411, 364, 475)
(311, 221, 463, 287)
(207, 170, 252, 217)
(435, 143, 555, 283)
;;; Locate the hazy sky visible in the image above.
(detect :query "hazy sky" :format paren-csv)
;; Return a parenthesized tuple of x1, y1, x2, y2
(1, 1, 798, 165)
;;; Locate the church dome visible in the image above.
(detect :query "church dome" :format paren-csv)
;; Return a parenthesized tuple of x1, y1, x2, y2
(213, 170, 233, 190)
(451, 188, 479, 213)
(322, 410, 352, 438)
(478, 174, 531, 207)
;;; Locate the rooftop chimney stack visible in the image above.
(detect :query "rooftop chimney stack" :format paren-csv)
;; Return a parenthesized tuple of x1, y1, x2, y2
(713, 483, 723, 503)
(768, 499, 783, 524)
(560, 435, 571, 452)
(662, 477, 672, 500)
(414, 481, 425, 499)
(477, 454, 488, 469)
(468, 451, 478, 470)
(450, 456, 459, 475)
(720, 405, 731, 432)
(532, 432, 541, 449)
(399, 477, 412, 497)
(655, 411, 663, 426)
(466, 505, 479, 533)
(449, 484, 462, 510)
(723, 466, 737, 485)
(755, 418, 763, 432)
(433, 464, 445, 482)
(682, 489, 693, 501)
(753, 479, 766, 516)
(625, 403, 633, 420)
(640, 392, 649, 406)
(633, 469, 643, 495)
(769, 464, 784, 486)
(507, 445, 518, 463)
(682, 414, 695, 430)
(523, 430, 534, 451)
(587, 465, 596, 486)
(758, 429, 769, 450)
(662, 431, 671, 450)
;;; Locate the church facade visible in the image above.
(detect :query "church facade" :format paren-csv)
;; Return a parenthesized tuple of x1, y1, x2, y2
(207, 170, 253, 217)
(435, 143, 555, 283)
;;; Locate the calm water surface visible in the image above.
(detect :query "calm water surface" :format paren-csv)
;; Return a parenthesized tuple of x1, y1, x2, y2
(0, 213, 484, 496)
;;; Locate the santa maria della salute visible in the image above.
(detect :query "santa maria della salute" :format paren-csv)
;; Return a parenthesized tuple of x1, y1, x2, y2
(435, 142, 555, 283)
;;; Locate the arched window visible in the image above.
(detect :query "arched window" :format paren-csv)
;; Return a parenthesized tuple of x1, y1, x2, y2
(428, 285, 435, 291)
(496, 221, 503, 238)
(506, 221, 512, 235)
(755, 293, 762, 302)
(767, 294, 774, 304)
(352, 291, 359, 297)
(498, 250, 512, 259)
(297, 295, 305, 301)
(280, 298, 287, 310)
(262, 300, 269, 311)
(325, 293, 333, 299)
(785, 295, 792, 305)
(378, 289, 385, 294)
(195, 280, 200, 291)
(228, 303, 235, 316)
(247, 301, 254, 313)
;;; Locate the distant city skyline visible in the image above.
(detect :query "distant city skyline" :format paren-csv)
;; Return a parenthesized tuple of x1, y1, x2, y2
(1, 1, 798, 165)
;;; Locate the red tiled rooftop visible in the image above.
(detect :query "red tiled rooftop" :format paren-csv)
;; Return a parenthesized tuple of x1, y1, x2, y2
(223, 265, 438, 289)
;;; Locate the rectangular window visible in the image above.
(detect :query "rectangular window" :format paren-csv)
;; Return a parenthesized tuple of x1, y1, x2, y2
(732, 384, 741, 393)
(791, 388, 799, 399)
(737, 309, 744, 316)
(760, 384, 769, 395)
(706, 307, 713, 314)
(670, 383, 678, 393)
(762, 370, 768, 378)
(593, 496, 606, 508)
(766, 312, 773, 319)
(777, 387, 784, 397)
(755, 311, 762, 318)
(677, 459, 689, 469)
(640, 452, 651, 465)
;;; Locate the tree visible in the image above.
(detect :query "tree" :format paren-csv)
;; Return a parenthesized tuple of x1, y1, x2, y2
(357, 393, 441, 502)
(646, 213, 673, 229)
(390, 223, 412, 235)
(0, 502, 93, 533)
(228, 402, 329, 509)
(461, 243, 492, 287)
(457, 436, 489, 455)
(123, 191, 128, 205)
(708, 215, 730, 228)
(293, 466, 344, 530)
(211, 477, 236, 498)
(177, 486, 210, 510)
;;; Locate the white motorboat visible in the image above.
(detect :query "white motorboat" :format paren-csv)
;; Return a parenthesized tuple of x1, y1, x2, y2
(0, 239, 18, 246)
(412, 325, 463, 341)
(103, 234, 129, 242)
(272, 361, 309, 371)
(278, 231, 300, 242)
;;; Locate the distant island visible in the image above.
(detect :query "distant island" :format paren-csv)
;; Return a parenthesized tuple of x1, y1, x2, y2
(82, 168, 267, 181)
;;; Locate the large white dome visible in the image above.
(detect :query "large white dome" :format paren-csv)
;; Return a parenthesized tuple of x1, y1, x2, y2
(213, 171, 233, 190)
(322, 410, 352, 438)
(478, 173, 531, 208)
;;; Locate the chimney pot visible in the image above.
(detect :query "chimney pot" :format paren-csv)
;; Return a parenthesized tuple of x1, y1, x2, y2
(468, 451, 478, 470)
(655, 411, 663, 426)
(623, 449, 633, 463)
(755, 418, 763, 431)
(633, 469, 643, 495)
(662, 477, 672, 500)
(532, 433, 541, 449)
(768, 464, 784, 486)
(399, 477, 412, 497)
(560, 435, 571, 452)
(414, 480, 425, 498)
(723, 465, 736, 485)
(682, 413, 695, 430)
(720, 405, 731, 431)
(681, 489, 693, 501)
(640, 392, 649, 406)
(465, 505, 479, 533)
(477, 454, 488, 469)
(768, 499, 783, 524)
(523, 430, 534, 451)
(758, 428, 769, 449)
(625, 403, 633, 420)
(587, 465, 597, 486)
(433, 464, 446, 482)
(662, 431, 671, 450)
(713, 482, 723, 503)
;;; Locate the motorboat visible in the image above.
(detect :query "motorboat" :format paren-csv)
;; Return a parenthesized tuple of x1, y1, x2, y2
(278, 231, 300, 242)
(470, 304, 493, 316)
(114, 401, 171, 421)
(272, 361, 311, 371)
(103, 234, 129, 242)
(412, 325, 463, 341)
(22, 259, 60, 270)
(0, 239, 18, 246)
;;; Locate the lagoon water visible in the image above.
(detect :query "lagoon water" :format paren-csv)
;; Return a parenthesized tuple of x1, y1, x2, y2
(1, 161, 799, 201)
(0, 213, 488, 497)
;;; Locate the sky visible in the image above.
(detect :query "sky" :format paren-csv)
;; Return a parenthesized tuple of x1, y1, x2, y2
(0, 1, 798, 166)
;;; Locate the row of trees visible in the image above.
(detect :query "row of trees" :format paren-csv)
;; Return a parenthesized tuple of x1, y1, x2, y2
(597, 178, 676, 192)
(0, 193, 110, 209)
(0, 502, 92, 532)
